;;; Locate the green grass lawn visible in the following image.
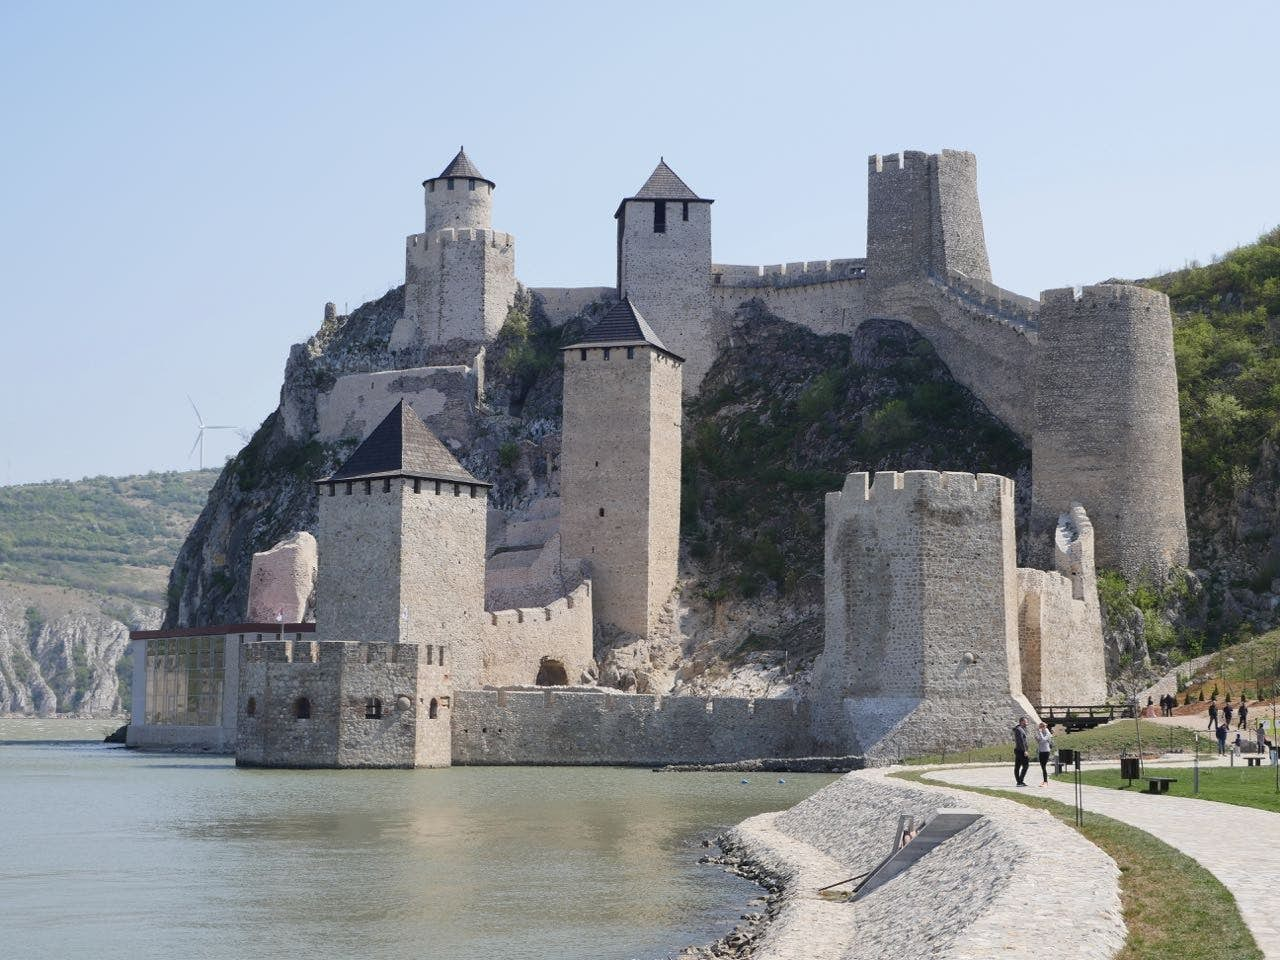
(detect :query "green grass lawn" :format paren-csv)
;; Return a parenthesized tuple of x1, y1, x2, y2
(1055, 763, 1280, 814)
(904, 719, 1205, 765)
(893, 768, 1261, 960)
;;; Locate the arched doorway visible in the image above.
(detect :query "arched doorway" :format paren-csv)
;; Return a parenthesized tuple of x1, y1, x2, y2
(535, 658, 569, 686)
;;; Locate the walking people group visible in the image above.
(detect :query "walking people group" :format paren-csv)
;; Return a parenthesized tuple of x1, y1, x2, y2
(1157, 693, 1177, 716)
(1012, 716, 1054, 786)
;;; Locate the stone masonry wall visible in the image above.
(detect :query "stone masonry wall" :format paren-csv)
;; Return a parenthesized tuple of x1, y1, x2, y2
(811, 471, 1034, 761)
(423, 177, 493, 233)
(529, 286, 615, 325)
(316, 363, 478, 444)
(451, 688, 814, 765)
(1031, 285, 1189, 578)
(617, 198, 716, 391)
(930, 149, 992, 284)
(478, 581, 594, 688)
(710, 278, 868, 338)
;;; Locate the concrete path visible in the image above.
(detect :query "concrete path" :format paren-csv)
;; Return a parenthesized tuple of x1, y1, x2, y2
(923, 761, 1280, 959)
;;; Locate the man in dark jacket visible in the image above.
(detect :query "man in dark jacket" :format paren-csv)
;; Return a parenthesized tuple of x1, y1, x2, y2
(1013, 716, 1031, 786)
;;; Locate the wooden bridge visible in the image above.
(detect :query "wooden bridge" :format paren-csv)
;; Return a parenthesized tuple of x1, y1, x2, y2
(1035, 704, 1133, 732)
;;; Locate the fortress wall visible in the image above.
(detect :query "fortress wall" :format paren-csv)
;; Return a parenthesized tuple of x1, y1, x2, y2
(711, 277, 868, 337)
(711, 259, 868, 288)
(236, 640, 340, 767)
(529, 287, 614, 325)
(451, 689, 814, 765)
(1017, 569, 1106, 705)
(870, 280, 1036, 438)
(812, 470, 1033, 760)
(316, 364, 478, 444)
(1031, 285, 1188, 578)
(477, 581, 595, 688)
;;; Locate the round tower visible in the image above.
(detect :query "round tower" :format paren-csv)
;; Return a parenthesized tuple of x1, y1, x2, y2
(423, 147, 494, 232)
(1031, 284, 1188, 580)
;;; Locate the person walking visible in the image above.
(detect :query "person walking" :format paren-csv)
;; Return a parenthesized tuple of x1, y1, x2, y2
(1013, 716, 1031, 786)
(1258, 721, 1267, 755)
(1035, 721, 1053, 786)
(1238, 697, 1248, 730)
(1224, 701, 1234, 728)
(1216, 720, 1229, 755)
(1208, 697, 1218, 731)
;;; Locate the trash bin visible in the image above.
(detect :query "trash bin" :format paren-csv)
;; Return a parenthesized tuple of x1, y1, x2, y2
(1120, 757, 1141, 781)
(1058, 748, 1077, 767)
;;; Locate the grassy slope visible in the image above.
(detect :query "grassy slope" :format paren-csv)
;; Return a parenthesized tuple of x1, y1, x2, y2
(894, 768, 1261, 960)
(0, 470, 218, 604)
(904, 719, 1205, 766)
(1059, 765, 1280, 814)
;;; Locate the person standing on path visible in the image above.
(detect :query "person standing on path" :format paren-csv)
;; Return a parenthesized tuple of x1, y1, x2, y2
(1238, 698, 1248, 730)
(1035, 721, 1053, 786)
(1258, 721, 1267, 754)
(1224, 702, 1234, 729)
(1208, 697, 1218, 731)
(1216, 720, 1229, 755)
(1013, 716, 1031, 787)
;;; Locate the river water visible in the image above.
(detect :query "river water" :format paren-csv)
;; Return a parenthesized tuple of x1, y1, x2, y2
(0, 720, 835, 960)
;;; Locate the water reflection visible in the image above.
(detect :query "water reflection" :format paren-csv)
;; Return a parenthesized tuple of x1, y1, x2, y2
(0, 731, 834, 960)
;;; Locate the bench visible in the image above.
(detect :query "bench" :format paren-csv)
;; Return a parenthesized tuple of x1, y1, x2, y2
(1246, 756, 1263, 767)
(1145, 777, 1177, 794)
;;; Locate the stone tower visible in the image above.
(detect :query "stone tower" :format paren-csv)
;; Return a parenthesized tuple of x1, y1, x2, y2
(1031, 285, 1189, 580)
(811, 470, 1034, 761)
(560, 298, 683, 638)
(865, 149, 991, 293)
(390, 148, 517, 351)
(615, 159, 714, 392)
(314, 400, 490, 680)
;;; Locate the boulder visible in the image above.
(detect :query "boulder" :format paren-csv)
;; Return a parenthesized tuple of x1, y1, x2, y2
(246, 531, 317, 623)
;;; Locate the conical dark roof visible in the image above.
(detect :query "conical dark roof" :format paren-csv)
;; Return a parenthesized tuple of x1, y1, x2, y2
(563, 298, 683, 361)
(320, 400, 486, 485)
(428, 147, 493, 185)
(632, 159, 702, 200)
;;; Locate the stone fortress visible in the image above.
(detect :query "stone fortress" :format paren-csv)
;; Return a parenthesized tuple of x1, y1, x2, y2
(128, 146, 1187, 767)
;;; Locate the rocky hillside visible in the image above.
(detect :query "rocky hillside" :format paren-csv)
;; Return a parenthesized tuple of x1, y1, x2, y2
(0, 470, 214, 715)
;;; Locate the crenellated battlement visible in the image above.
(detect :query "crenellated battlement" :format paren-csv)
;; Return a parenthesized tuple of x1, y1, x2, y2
(868, 150, 930, 173)
(1040, 282, 1169, 313)
(407, 228, 515, 251)
(711, 259, 867, 289)
(828, 469, 1013, 511)
(486, 580, 591, 627)
(242, 638, 429, 666)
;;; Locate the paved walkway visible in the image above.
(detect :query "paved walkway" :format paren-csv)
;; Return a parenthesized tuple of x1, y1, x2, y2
(923, 760, 1280, 959)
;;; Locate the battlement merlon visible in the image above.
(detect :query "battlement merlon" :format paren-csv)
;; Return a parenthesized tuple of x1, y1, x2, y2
(1040, 283, 1170, 313)
(826, 470, 1013, 511)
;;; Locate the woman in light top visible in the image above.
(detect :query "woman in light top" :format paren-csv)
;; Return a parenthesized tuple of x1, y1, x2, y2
(1035, 721, 1054, 786)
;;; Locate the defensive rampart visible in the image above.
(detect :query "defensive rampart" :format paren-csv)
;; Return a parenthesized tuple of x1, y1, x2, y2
(451, 688, 815, 765)
(477, 581, 595, 688)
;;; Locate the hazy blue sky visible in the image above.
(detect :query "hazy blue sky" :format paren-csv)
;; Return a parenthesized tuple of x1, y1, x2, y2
(2, 1, 1276, 485)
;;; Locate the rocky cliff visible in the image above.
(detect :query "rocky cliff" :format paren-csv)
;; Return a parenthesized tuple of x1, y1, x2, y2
(0, 582, 160, 715)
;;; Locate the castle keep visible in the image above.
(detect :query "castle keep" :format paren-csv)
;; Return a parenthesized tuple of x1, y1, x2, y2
(129, 143, 1186, 766)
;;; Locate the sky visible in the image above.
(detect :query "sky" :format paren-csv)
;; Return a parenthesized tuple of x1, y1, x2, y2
(1, 1, 1277, 485)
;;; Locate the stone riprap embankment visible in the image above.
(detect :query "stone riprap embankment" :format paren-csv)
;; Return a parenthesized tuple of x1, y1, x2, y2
(722, 768, 1125, 960)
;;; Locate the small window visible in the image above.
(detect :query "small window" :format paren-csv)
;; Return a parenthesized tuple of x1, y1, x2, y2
(327, 483, 335, 496)
(245, 696, 256, 717)
(382, 477, 391, 492)
(429, 698, 439, 719)
(365, 697, 382, 720)
(653, 200, 666, 233)
(603, 348, 611, 360)
(682, 201, 689, 221)
(426, 646, 434, 665)
(580, 349, 588, 361)
(428, 181, 435, 193)
(468, 178, 476, 191)
(626, 346, 635, 359)
(293, 697, 311, 720)
(363, 480, 372, 495)
(453, 484, 461, 497)
(598, 507, 605, 517)
(448, 178, 455, 190)
(413, 478, 420, 493)
(470, 485, 477, 498)
(345, 482, 352, 495)
(437, 645, 445, 667)
(434, 480, 442, 495)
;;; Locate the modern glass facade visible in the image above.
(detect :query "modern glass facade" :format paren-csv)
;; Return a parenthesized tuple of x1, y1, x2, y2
(144, 635, 225, 726)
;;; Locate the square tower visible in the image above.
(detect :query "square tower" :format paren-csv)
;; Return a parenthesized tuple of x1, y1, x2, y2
(615, 160, 714, 393)
(313, 400, 490, 686)
(560, 299, 683, 638)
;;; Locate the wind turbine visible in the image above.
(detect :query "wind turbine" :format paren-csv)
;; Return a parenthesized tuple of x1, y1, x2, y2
(187, 396, 237, 470)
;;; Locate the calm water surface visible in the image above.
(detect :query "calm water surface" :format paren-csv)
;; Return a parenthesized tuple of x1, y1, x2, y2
(0, 720, 835, 960)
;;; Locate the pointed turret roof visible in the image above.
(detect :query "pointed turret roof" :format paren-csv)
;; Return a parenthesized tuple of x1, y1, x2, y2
(319, 400, 487, 486)
(633, 159, 703, 200)
(563, 298, 684, 362)
(424, 147, 494, 187)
